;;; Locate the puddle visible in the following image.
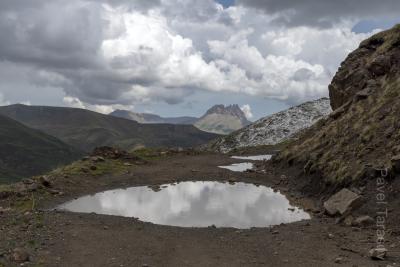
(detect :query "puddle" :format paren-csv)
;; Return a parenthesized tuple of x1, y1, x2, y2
(218, 162, 253, 172)
(57, 181, 310, 228)
(231, 155, 272, 161)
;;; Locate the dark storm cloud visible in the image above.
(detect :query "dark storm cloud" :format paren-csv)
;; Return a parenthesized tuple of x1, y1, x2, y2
(0, 0, 104, 69)
(0, 0, 145, 106)
(237, 0, 400, 27)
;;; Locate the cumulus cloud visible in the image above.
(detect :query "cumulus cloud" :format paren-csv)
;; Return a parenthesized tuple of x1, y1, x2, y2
(237, 0, 400, 27)
(63, 96, 134, 114)
(0, 0, 384, 112)
(240, 104, 253, 120)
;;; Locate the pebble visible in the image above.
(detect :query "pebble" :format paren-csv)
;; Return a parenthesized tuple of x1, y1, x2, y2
(12, 248, 30, 263)
(334, 257, 343, 264)
(369, 247, 387, 260)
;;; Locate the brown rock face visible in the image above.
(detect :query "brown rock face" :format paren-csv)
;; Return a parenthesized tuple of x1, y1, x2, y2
(277, 25, 400, 186)
(329, 25, 400, 110)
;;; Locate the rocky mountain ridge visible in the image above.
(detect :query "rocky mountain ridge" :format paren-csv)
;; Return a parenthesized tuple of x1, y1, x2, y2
(194, 104, 251, 135)
(207, 98, 331, 153)
(111, 104, 251, 135)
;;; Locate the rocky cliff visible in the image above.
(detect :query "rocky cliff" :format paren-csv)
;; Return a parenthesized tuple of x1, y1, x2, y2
(194, 104, 251, 135)
(276, 25, 400, 186)
(207, 98, 331, 153)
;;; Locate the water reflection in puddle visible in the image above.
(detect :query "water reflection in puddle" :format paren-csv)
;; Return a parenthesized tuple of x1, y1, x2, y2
(218, 162, 254, 172)
(57, 181, 310, 228)
(231, 155, 272, 161)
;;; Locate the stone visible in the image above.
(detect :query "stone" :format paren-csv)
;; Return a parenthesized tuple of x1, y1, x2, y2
(91, 156, 105, 163)
(352, 215, 374, 227)
(343, 215, 354, 226)
(391, 155, 400, 173)
(12, 248, 30, 263)
(334, 257, 343, 264)
(39, 176, 52, 187)
(323, 189, 362, 216)
(82, 156, 91, 161)
(0, 207, 12, 214)
(369, 247, 387, 260)
(22, 178, 35, 184)
(368, 55, 391, 76)
(0, 190, 13, 200)
(355, 87, 373, 100)
(26, 183, 39, 192)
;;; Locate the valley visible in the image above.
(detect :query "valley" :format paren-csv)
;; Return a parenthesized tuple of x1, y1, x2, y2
(1, 149, 396, 266)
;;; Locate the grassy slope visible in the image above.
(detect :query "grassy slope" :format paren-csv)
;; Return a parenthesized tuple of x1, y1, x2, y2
(276, 25, 400, 187)
(0, 105, 219, 152)
(0, 115, 83, 183)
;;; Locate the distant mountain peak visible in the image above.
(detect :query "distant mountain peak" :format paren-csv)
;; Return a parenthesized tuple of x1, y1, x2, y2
(203, 104, 250, 124)
(194, 104, 251, 135)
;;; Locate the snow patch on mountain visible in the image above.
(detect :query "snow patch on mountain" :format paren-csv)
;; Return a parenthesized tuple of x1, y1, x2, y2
(208, 98, 332, 153)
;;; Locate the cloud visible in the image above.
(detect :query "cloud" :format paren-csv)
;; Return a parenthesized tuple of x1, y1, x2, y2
(63, 96, 134, 114)
(237, 0, 400, 27)
(0, 93, 10, 106)
(0, 0, 382, 113)
(240, 104, 253, 120)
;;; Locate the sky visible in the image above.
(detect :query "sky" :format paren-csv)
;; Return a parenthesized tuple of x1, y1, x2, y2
(0, 1, 398, 120)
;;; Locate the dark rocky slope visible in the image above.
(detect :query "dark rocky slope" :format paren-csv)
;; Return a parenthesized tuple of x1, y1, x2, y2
(276, 25, 400, 187)
(0, 114, 82, 183)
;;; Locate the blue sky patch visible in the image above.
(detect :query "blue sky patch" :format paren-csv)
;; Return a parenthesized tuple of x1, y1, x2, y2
(352, 18, 399, 33)
(216, 0, 235, 8)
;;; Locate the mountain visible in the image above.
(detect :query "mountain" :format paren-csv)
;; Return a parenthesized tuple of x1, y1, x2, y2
(0, 114, 82, 183)
(110, 110, 197, 125)
(0, 104, 219, 152)
(276, 25, 400, 186)
(207, 98, 332, 153)
(194, 104, 251, 135)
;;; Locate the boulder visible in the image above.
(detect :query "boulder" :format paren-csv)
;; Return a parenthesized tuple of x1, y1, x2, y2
(323, 189, 362, 216)
(369, 247, 387, 260)
(39, 176, 52, 187)
(354, 87, 373, 101)
(367, 55, 391, 76)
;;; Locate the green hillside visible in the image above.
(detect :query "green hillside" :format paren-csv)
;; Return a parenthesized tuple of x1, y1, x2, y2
(0, 114, 82, 183)
(0, 104, 219, 152)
